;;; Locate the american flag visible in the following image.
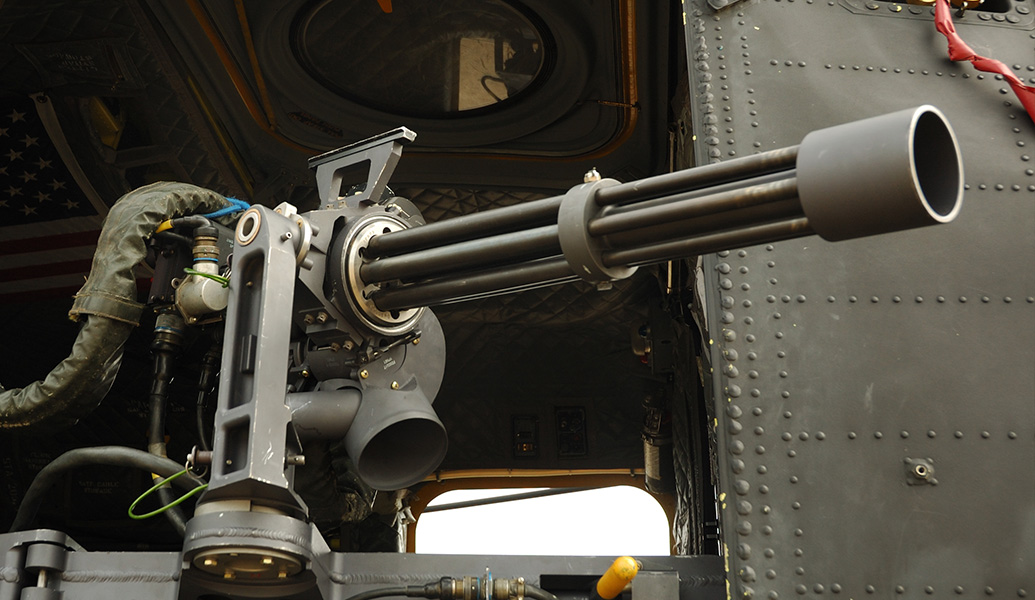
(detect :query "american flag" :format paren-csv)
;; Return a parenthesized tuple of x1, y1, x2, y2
(0, 94, 103, 304)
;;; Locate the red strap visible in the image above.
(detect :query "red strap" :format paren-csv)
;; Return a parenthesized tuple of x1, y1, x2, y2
(934, 0, 1035, 122)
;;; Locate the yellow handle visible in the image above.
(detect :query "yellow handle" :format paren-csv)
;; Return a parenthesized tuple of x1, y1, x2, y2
(595, 556, 640, 599)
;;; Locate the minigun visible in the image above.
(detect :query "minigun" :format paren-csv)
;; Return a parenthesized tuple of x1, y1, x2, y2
(161, 105, 961, 583)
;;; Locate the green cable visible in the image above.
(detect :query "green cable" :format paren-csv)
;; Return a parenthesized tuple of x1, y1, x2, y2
(128, 468, 209, 520)
(183, 267, 229, 287)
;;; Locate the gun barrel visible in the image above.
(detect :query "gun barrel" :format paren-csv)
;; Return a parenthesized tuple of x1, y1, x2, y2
(366, 105, 961, 312)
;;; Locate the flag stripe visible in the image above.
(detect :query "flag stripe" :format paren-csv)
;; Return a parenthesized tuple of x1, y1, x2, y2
(0, 272, 86, 294)
(0, 245, 96, 269)
(0, 230, 100, 255)
(0, 277, 151, 305)
(0, 284, 81, 305)
(0, 258, 93, 282)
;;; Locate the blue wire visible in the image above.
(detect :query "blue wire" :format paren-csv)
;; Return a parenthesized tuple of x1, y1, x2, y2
(201, 197, 250, 219)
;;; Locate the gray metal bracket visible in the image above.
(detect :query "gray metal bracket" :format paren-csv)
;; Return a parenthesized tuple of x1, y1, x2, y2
(0, 530, 77, 600)
(308, 127, 416, 208)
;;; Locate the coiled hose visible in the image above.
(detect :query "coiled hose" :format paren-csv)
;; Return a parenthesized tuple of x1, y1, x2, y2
(0, 182, 230, 429)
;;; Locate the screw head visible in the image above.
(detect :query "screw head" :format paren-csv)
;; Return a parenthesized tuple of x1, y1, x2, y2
(359, 369, 369, 379)
(391, 381, 400, 390)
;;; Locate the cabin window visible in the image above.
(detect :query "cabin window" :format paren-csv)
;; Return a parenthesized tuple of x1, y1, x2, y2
(295, 0, 548, 117)
(414, 486, 671, 555)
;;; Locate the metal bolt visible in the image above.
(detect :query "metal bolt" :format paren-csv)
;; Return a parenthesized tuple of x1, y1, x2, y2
(224, 570, 235, 580)
(262, 557, 274, 566)
(316, 312, 328, 323)
(191, 449, 213, 465)
(359, 369, 369, 379)
(303, 314, 315, 325)
(343, 340, 355, 351)
(281, 231, 293, 241)
(279, 571, 288, 579)
(301, 370, 310, 378)
(584, 167, 602, 182)
(391, 381, 400, 390)
(412, 338, 420, 345)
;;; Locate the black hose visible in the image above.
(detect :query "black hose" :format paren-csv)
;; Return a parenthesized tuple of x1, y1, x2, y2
(168, 214, 213, 229)
(195, 338, 222, 453)
(147, 352, 175, 450)
(148, 325, 187, 535)
(196, 391, 210, 453)
(343, 588, 408, 600)
(10, 446, 205, 532)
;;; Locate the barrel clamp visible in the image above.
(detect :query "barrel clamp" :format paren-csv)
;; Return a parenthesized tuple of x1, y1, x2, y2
(557, 178, 637, 284)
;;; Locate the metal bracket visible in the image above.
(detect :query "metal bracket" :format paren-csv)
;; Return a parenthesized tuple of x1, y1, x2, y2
(0, 530, 76, 600)
(308, 127, 416, 208)
(633, 571, 681, 599)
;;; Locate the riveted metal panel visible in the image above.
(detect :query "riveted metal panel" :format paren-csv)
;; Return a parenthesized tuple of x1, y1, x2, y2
(684, 0, 1035, 597)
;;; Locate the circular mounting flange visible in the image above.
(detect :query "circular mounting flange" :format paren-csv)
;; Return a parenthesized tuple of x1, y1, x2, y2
(338, 215, 425, 336)
(193, 547, 303, 581)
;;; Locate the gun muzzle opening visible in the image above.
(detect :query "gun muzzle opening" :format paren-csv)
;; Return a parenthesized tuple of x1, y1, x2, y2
(912, 108, 964, 221)
(796, 105, 963, 241)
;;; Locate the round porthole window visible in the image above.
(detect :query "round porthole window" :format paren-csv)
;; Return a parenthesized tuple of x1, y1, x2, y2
(294, 0, 550, 118)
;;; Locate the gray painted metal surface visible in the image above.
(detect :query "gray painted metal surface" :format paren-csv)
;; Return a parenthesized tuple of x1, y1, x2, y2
(0, 528, 723, 600)
(685, 0, 1034, 597)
